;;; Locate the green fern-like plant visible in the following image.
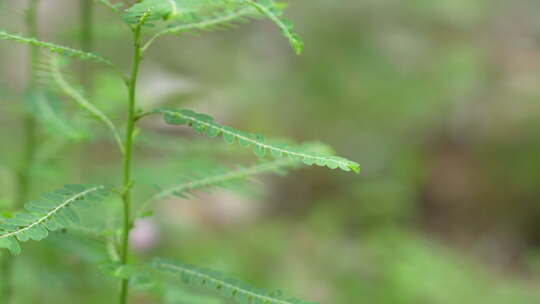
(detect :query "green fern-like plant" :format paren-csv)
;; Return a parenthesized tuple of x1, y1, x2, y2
(0, 185, 108, 255)
(0, 1, 359, 303)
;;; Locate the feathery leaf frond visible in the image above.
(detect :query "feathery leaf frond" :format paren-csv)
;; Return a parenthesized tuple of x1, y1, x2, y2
(153, 158, 299, 200)
(146, 108, 360, 173)
(0, 185, 109, 255)
(137, 156, 308, 217)
(123, 0, 303, 54)
(136, 158, 302, 217)
(142, 6, 258, 52)
(148, 142, 331, 202)
(0, 31, 113, 66)
(244, 0, 303, 54)
(50, 56, 125, 154)
(151, 258, 318, 304)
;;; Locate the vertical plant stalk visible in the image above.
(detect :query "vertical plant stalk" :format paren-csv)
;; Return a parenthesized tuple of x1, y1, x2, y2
(79, 0, 94, 183)
(1, 1, 40, 302)
(18, 0, 39, 209)
(80, 0, 94, 95)
(119, 24, 143, 304)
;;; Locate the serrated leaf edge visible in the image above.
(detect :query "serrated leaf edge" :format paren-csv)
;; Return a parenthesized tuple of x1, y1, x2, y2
(153, 108, 360, 173)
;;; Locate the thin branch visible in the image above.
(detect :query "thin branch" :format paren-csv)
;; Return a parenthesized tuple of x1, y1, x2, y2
(50, 56, 125, 154)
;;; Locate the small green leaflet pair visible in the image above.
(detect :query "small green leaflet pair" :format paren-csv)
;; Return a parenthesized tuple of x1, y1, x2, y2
(0, 185, 108, 255)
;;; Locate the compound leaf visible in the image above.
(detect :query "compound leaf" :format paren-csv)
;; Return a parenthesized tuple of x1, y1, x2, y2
(149, 107, 360, 173)
(0, 185, 109, 255)
(126, 0, 303, 54)
(0, 31, 113, 66)
(151, 258, 318, 304)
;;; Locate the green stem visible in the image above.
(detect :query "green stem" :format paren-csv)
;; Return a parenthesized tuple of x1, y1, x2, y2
(15, 116, 37, 207)
(20, 0, 40, 198)
(1, 1, 40, 302)
(16, 0, 40, 204)
(118, 24, 142, 304)
(80, 0, 94, 95)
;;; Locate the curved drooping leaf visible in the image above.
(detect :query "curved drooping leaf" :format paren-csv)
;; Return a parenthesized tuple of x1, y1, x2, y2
(49, 56, 124, 153)
(151, 258, 318, 304)
(0, 31, 113, 65)
(148, 107, 360, 173)
(0, 185, 109, 255)
(245, 0, 304, 54)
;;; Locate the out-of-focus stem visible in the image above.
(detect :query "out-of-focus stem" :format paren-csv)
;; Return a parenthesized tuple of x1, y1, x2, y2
(80, 0, 94, 95)
(1, 1, 40, 302)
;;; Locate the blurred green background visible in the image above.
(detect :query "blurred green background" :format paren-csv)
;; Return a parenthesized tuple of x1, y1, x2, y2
(2, 0, 540, 303)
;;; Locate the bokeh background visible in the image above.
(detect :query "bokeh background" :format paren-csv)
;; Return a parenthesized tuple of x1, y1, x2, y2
(2, 0, 540, 303)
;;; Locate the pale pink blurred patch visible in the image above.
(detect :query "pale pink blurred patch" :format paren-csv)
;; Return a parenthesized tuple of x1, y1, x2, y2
(129, 219, 159, 253)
